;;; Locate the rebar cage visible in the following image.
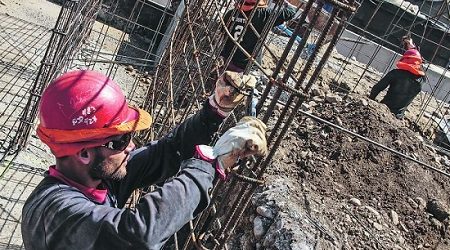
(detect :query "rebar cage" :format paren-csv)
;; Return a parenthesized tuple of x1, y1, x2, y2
(0, 0, 449, 248)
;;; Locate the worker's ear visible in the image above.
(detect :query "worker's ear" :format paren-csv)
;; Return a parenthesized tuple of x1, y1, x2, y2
(76, 148, 93, 165)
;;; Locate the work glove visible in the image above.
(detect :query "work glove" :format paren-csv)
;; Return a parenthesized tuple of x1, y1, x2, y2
(214, 116, 267, 179)
(209, 71, 257, 115)
(194, 117, 268, 180)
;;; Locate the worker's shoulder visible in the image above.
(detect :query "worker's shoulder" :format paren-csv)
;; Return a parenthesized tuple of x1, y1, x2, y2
(24, 177, 90, 210)
(392, 68, 423, 79)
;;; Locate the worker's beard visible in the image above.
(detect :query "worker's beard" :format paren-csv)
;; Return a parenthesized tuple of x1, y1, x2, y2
(88, 149, 128, 181)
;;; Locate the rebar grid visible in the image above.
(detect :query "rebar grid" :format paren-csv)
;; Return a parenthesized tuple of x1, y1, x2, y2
(0, 13, 51, 172)
(190, 7, 356, 250)
(0, 0, 449, 248)
(0, 0, 178, 247)
(0, 158, 47, 249)
(136, 0, 358, 247)
(4, 0, 102, 164)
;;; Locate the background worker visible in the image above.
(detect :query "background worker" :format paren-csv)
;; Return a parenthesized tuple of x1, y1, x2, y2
(21, 70, 266, 249)
(220, 0, 297, 72)
(369, 36, 426, 119)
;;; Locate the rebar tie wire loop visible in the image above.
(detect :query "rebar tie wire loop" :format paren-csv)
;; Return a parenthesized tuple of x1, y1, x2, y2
(230, 171, 265, 185)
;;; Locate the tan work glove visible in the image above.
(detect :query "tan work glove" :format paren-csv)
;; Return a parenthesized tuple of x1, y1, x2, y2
(213, 116, 267, 180)
(209, 71, 257, 115)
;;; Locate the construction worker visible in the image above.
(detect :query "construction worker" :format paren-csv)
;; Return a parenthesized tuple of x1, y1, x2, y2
(21, 70, 266, 249)
(220, 0, 296, 72)
(369, 37, 426, 119)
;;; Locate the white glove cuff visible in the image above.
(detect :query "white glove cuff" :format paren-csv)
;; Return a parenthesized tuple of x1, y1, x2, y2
(215, 158, 228, 181)
(194, 145, 215, 162)
(195, 145, 229, 181)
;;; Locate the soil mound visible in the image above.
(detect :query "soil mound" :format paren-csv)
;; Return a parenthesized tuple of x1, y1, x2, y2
(231, 92, 450, 249)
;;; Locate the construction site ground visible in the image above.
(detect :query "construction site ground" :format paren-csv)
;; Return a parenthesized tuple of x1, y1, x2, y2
(1, 1, 450, 249)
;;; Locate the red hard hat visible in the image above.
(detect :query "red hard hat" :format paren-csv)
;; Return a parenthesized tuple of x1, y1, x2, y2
(37, 70, 152, 157)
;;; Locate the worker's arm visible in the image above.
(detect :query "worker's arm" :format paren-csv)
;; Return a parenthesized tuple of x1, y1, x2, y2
(113, 73, 256, 206)
(22, 159, 215, 250)
(369, 70, 395, 100)
(111, 100, 223, 206)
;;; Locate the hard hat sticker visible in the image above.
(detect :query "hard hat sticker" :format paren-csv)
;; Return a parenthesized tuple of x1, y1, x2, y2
(81, 106, 96, 116)
(72, 106, 98, 126)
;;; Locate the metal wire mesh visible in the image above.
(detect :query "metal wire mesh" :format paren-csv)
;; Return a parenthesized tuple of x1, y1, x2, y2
(0, 14, 50, 166)
(0, 0, 449, 248)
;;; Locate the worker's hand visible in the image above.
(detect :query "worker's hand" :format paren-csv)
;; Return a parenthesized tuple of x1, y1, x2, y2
(213, 116, 267, 180)
(402, 35, 415, 50)
(209, 71, 257, 114)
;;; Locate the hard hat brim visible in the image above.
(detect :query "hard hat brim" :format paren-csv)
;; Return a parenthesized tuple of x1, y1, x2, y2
(122, 106, 153, 132)
(38, 105, 152, 143)
(36, 106, 152, 157)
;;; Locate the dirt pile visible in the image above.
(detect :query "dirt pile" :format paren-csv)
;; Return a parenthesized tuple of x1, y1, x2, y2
(229, 89, 450, 249)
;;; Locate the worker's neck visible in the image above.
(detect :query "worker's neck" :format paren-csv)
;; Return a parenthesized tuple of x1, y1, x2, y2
(55, 163, 101, 188)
